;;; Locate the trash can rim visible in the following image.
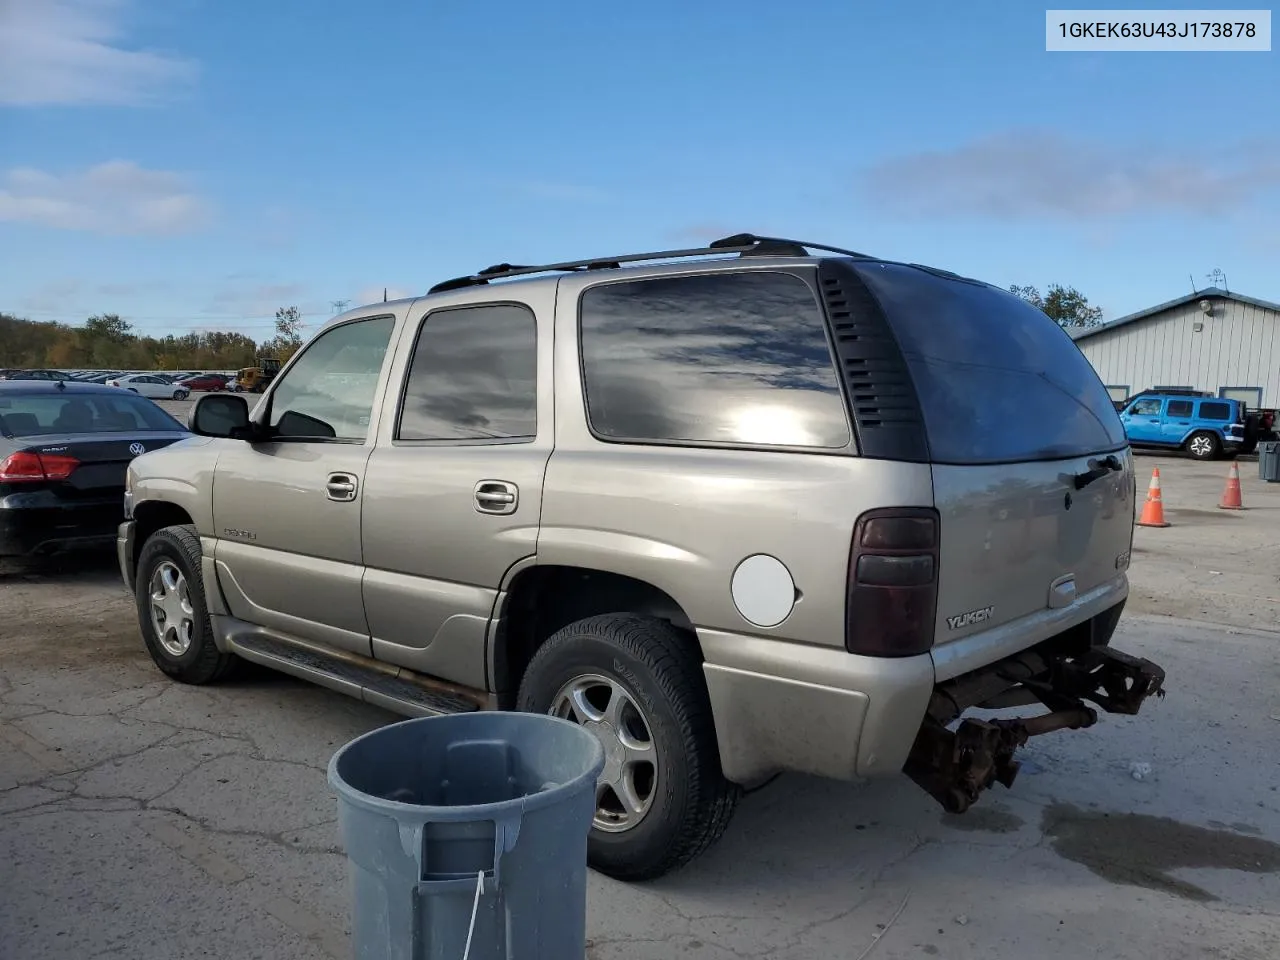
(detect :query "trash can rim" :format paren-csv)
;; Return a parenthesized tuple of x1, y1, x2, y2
(326, 712, 605, 820)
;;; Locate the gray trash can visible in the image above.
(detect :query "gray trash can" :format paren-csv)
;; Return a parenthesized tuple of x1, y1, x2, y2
(328, 713, 605, 960)
(1258, 440, 1280, 482)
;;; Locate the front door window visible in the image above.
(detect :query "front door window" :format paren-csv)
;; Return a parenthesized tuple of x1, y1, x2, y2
(267, 317, 396, 442)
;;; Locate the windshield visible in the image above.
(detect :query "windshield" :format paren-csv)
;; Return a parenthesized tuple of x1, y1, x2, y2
(849, 261, 1128, 465)
(0, 392, 186, 437)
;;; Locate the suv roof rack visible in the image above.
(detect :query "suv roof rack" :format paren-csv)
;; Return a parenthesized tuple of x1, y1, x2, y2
(426, 233, 875, 294)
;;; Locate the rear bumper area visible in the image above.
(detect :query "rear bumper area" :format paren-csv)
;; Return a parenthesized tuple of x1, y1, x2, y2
(699, 628, 935, 786)
(904, 637, 1165, 814)
(0, 497, 124, 558)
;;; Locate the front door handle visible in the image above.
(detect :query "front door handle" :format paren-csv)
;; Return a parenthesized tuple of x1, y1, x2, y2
(326, 472, 358, 502)
(474, 480, 518, 515)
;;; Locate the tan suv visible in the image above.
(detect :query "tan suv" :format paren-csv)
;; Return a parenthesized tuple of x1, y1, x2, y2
(118, 234, 1166, 880)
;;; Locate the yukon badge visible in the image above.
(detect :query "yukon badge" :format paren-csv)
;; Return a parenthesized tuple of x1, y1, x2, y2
(946, 605, 994, 630)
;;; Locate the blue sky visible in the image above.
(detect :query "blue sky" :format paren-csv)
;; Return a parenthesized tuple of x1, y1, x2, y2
(1, 0, 1278, 342)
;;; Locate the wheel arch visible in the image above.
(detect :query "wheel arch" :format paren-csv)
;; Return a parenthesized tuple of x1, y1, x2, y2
(130, 500, 195, 574)
(489, 564, 700, 709)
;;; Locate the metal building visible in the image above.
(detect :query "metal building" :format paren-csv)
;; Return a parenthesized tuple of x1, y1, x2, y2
(1070, 286, 1280, 409)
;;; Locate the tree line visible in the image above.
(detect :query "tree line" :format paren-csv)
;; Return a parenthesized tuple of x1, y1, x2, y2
(0, 307, 306, 371)
(2, 283, 1104, 373)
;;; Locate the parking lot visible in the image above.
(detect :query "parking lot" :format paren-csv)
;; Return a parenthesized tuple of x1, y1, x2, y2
(3, 416, 1279, 958)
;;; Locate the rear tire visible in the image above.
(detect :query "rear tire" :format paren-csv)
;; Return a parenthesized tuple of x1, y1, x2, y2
(1186, 430, 1221, 461)
(516, 614, 740, 881)
(134, 525, 236, 685)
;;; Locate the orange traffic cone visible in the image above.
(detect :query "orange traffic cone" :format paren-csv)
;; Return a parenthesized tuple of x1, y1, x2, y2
(1136, 467, 1171, 527)
(1219, 461, 1244, 510)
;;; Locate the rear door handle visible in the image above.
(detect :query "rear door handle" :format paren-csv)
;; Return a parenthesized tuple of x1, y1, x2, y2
(474, 480, 518, 515)
(326, 472, 358, 502)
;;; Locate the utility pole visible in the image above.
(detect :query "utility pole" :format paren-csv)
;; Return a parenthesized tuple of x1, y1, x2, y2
(330, 299, 350, 314)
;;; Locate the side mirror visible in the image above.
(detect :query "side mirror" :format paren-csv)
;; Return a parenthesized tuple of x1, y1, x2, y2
(189, 393, 251, 438)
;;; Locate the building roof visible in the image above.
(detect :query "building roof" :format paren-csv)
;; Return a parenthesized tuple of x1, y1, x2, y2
(1070, 287, 1280, 342)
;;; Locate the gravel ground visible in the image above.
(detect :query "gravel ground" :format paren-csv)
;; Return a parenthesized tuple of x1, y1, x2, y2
(2, 419, 1278, 960)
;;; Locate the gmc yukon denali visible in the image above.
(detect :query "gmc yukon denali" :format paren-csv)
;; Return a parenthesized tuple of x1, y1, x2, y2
(118, 234, 1166, 880)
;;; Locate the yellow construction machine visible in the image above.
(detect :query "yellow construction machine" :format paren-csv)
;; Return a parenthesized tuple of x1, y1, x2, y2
(235, 356, 282, 393)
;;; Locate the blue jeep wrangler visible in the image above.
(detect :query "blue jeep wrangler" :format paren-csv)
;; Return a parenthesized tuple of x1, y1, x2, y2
(1118, 391, 1252, 460)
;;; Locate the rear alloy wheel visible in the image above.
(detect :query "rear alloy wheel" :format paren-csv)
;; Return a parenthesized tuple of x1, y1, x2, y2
(517, 614, 740, 881)
(1186, 430, 1221, 461)
(135, 525, 236, 684)
(550, 673, 657, 833)
(173, 389, 189, 400)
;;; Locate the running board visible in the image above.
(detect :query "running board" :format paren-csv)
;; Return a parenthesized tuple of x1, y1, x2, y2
(223, 629, 487, 717)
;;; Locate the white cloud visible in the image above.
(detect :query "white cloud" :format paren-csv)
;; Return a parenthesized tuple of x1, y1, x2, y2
(0, 0, 195, 106)
(0, 161, 212, 235)
(860, 130, 1280, 221)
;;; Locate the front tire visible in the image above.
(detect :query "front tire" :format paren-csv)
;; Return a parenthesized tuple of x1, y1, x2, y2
(517, 614, 740, 881)
(134, 525, 236, 684)
(1186, 430, 1221, 461)
(173, 389, 189, 400)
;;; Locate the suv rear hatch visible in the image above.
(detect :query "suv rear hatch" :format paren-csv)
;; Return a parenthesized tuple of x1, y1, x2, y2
(836, 262, 1133, 667)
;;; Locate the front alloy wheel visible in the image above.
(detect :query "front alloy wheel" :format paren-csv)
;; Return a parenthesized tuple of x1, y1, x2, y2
(551, 674, 657, 832)
(135, 524, 236, 684)
(149, 560, 195, 657)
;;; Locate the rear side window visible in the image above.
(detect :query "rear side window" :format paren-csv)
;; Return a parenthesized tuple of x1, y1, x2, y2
(1198, 401, 1231, 421)
(849, 262, 1127, 464)
(579, 272, 850, 448)
(397, 304, 537, 441)
(1166, 400, 1194, 417)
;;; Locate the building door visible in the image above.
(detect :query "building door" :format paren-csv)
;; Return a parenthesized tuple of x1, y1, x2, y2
(1219, 387, 1262, 409)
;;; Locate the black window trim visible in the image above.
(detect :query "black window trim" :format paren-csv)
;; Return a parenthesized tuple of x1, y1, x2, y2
(261, 313, 398, 445)
(574, 266, 858, 456)
(390, 300, 540, 448)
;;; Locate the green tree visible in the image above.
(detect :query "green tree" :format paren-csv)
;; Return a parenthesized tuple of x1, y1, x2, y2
(1009, 284, 1104, 328)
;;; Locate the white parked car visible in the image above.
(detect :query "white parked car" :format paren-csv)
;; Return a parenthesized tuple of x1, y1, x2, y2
(105, 374, 190, 400)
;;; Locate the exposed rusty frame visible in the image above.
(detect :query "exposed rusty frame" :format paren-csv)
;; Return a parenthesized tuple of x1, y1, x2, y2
(905, 643, 1166, 814)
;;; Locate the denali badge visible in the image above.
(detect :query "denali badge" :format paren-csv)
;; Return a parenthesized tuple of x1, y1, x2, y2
(946, 605, 994, 630)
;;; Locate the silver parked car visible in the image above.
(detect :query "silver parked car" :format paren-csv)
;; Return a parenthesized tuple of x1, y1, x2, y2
(118, 234, 1165, 880)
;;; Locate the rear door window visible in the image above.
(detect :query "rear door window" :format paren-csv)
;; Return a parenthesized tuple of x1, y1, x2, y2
(1166, 400, 1194, 417)
(579, 271, 850, 449)
(848, 261, 1127, 464)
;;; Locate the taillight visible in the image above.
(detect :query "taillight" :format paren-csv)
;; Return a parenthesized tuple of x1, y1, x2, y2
(0, 451, 80, 483)
(846, 507, 940, 657)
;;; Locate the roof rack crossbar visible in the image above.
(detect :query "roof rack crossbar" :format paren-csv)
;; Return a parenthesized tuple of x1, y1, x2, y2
(426, 233, 875, 294)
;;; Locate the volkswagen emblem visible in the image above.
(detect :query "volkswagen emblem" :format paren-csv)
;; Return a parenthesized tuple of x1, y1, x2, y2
(129, 442, 146, 456)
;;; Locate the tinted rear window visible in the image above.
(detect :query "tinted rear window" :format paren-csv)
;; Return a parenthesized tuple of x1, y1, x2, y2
(579, 272, 850, 448)
(849, 262, 1127, 464)
(0, 392, 184, 436)
(1167, 400, 1194, 417)
(1198, 401, 1231, 421)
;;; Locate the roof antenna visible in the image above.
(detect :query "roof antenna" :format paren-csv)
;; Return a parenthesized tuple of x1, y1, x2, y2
(383, 287, 388, 302)
(1189, 273, 1198, 296)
